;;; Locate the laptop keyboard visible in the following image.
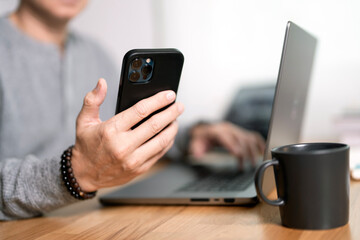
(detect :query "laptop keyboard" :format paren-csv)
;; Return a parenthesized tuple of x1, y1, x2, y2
(177, 169, 255, 192)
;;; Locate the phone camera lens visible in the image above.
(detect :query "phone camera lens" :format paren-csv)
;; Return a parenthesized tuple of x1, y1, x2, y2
(129, 70, 140, 82)
(141, 64, 153, 76)
(131, 58, 142, 69)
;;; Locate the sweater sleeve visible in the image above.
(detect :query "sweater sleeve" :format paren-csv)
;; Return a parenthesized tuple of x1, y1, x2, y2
(0, 77, 77, 221)
(0, 154, 78, 221)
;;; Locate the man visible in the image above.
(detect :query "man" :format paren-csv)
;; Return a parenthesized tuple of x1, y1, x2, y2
(0, 0, 264, 220)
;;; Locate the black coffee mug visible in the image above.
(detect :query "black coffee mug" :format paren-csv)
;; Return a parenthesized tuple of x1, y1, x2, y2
(255, 143, 350, 229)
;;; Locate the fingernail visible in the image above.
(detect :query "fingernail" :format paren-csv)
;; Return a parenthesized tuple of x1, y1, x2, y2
(166, 91, 175, 101)
(177, 103, 184, 113)
(94, 80, 101, 93)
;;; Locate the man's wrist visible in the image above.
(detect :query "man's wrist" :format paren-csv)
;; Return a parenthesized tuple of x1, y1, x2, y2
(71, 145, 99, 192)
(60, 146, 97, 199)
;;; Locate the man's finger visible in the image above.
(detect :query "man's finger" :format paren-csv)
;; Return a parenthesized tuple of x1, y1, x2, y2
(130, 102, 184, 146)
(215, 131, 240, 157)
(130, 121, 179, 166)
(77, 78, 107, 127)
(113, 90, 176, 131)
(137, 140, 175, 174)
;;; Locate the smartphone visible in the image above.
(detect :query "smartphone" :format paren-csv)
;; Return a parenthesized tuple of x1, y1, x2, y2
(115, 48, 184, 128)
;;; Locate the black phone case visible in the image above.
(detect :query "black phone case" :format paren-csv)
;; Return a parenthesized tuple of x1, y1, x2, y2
(115, 49, 184, 127)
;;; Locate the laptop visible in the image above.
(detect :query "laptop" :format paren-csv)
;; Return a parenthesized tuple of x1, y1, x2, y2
(100, 21, 317, 206)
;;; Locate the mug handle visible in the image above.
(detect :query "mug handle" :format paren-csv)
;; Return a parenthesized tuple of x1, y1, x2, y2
(254, 159, 285, 206)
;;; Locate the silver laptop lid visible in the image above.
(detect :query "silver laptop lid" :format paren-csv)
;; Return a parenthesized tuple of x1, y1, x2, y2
(262, 21, 317, 195)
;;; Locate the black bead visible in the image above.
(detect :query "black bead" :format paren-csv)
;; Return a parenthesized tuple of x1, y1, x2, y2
(60, 145, 96, 201)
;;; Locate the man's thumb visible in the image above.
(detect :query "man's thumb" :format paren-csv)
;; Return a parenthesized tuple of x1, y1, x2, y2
(77, 78, 108, 124)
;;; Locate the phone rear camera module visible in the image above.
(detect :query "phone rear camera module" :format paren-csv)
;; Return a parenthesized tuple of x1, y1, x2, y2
(131, 58, 142, 69)
(129, 70, 140, 82)
(128, 57, 154, 83)
(141, 64, 153, 76)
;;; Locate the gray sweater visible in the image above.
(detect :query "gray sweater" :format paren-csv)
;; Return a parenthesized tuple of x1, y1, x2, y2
(0, 17, 119, 220)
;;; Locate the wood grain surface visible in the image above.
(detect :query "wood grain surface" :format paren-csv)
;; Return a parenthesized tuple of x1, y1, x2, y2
(1, 165, 359, 240)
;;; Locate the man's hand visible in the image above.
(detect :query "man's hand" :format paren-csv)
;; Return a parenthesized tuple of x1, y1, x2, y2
(71, 78, 184, 192)
(189, 122, 266, 168)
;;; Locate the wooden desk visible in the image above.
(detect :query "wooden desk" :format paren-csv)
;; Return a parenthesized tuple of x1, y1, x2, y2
(1, 166, 359, 240)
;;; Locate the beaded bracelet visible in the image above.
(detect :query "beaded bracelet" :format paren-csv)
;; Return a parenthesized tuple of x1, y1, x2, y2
(60, 146, 97, 200)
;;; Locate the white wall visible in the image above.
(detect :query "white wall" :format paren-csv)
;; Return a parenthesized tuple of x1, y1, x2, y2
(0, 0, 18, 15)
(1, 0, 359, 142)
(70, 0, 155, 68)
(0, 0, 155, 67)
(154, 0, 360, 142)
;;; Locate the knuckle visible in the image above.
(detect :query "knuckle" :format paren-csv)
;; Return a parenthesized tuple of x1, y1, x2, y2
(133, 102, 148, 119)
(112, 148, 122, 160)
(101, 125, 115, 141)
(122, 160, 137, 173)
(149, 119, 162, 134)
(133, 165, 145, 175)
(83, 93, 95, 106)
(158, 135, 170, 149)
(109, 116, 123, 132)
(113, 146, 127, 161)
